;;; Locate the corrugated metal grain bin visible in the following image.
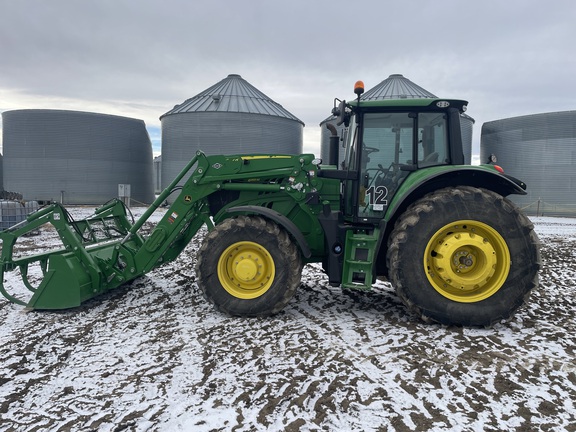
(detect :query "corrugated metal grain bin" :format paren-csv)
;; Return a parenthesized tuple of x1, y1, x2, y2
(2, 109, 155, 205)
(320, 74, 474, 165)
(160, 74, 304, 192)
(481, 111, 576, 216)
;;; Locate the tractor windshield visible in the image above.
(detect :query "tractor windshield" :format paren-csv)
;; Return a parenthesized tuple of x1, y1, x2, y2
(350, 111, 449, 220)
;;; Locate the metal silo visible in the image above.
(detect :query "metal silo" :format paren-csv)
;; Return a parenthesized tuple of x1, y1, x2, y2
(160, 74, 304, 191)
(481, 111, 576, 216)
(320, 74, 475, 165)
(2, 109, 155, 205)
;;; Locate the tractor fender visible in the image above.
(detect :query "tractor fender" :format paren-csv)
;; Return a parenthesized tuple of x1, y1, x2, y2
(376, 167, 528, 279)
(387, 166, 527, 223)
(225, 205, 312, 259)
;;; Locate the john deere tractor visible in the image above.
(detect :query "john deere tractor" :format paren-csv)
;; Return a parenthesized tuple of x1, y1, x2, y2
(0, 81, 540, 326)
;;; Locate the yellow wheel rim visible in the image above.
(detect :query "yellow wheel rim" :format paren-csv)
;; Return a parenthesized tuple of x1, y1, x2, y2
(424, 220, 510, 303)
(217, 241, 275, 299)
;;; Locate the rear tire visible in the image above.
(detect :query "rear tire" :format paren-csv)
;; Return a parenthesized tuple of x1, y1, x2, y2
(387, 186, 540, 326)
(196, 215, 302, 317)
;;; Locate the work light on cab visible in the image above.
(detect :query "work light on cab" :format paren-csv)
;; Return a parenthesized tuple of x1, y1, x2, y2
(354, 80, 365, 96)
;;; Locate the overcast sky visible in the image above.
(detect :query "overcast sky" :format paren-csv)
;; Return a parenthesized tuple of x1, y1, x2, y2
(1, 0, 575, 160)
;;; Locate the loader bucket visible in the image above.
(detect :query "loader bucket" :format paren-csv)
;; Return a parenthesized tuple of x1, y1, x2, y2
(23, 253, 94, 309)
(0, 200, 135, 309)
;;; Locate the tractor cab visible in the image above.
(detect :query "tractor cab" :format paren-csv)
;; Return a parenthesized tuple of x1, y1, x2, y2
(331, 84, 469, 223)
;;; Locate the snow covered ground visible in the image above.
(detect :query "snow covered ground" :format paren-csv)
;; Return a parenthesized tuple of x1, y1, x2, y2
(0, 208, 574, 431)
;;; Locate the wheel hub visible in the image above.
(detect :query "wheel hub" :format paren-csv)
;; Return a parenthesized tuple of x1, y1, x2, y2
(425, 220, 510, 303)
(235, 257, 259, 282)
(218, 241, 275, 299)
(457, 252, 474, 268)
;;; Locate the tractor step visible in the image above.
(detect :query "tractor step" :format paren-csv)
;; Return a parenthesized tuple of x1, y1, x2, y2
(341, 229, 379, 290)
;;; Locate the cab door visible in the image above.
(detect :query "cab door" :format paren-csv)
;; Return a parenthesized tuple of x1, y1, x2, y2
(354, 112, 415, 221)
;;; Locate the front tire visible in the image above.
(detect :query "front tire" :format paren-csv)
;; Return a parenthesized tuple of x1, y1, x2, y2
(196, 216, 302, 317)
(387, 186, 540, 326)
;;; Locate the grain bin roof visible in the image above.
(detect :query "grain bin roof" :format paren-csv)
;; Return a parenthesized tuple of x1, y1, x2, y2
(361, 74, 437, 100)
(160, 74, 304, 125)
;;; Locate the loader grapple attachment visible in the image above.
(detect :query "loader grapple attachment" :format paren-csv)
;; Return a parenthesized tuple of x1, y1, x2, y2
(0, 152, 212, 310)
(0, 201, 135, 309)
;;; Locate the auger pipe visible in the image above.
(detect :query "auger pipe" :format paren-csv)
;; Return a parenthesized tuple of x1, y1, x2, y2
(120, 152, 202, 245)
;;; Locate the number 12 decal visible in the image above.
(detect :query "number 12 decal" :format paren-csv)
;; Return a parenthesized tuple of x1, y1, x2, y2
(366, 185, 388, 210)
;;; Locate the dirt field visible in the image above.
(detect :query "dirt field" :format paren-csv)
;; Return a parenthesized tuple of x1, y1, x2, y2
(0, 211, 574, 431)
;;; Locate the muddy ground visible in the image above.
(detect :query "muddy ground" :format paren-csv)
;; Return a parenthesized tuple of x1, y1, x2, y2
(0, 212, 574, 431)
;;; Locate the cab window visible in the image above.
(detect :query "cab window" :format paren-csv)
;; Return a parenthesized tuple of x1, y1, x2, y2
(417, 113, 449, 167)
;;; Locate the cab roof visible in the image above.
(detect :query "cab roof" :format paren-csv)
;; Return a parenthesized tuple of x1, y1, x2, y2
(349, 98, 469, 113)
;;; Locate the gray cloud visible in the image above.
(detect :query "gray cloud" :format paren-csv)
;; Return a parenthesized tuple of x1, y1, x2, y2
(1, 0, 575, 156)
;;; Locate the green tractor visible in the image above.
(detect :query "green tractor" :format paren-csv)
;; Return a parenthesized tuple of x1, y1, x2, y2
(0, 81, 540, 326)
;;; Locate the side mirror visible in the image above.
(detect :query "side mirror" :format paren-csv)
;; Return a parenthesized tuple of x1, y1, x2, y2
(332, 99, 351, 127)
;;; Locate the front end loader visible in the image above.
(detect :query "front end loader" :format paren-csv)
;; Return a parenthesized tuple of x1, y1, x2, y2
(0, 81, 540, 326)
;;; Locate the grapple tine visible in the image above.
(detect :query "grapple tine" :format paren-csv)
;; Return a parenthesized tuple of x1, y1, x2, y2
(0, 267, 28, 306)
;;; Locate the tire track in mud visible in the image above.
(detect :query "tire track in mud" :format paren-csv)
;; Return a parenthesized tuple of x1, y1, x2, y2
(166, 256, 575, 431)
(0, 221, 575, 431)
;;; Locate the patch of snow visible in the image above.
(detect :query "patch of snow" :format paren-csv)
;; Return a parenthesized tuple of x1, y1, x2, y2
(0, 209, 574, 431)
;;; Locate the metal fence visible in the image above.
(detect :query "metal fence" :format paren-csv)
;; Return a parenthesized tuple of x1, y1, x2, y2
(517, 199, 576, 218)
